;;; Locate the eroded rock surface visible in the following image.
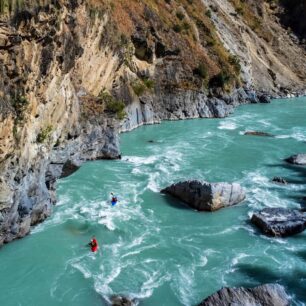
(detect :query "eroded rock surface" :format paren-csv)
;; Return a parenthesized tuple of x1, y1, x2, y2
(161, 180, 245, 211)
(198, 284, 290, 306)
(251, 207, 306, 237)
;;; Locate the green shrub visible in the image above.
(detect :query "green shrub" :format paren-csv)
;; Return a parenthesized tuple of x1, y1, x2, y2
(99, 91, 126, 120)
(11, 95, 29, 122)
(176, 11, 185, 20)
(205, 9, 212, 18)
(236, 6, 244, 15)
(37, 125, 53, 143)
(173, 24, 182, 33)
(182, 22, 191, 31)
(132, 78, 155, 96)
(142, 78, 155, 90)
(209, 71, 231, 88)
(132, 81, 146, 96)
(228, 55, 241, 73)
(193, 63, 208, 79)
(207, 38, 216, 46)
(106, 99, 126, 120)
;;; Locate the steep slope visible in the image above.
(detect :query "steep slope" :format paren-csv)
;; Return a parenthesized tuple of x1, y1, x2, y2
(202, 0, 306, 91)
(0, 0, 305, 245)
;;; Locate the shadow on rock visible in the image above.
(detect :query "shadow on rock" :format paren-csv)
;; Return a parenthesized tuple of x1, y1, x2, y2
(162, 194, 191, 210)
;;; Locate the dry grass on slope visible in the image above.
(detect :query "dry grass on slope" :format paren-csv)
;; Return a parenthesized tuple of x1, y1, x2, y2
(105, 0, 241, 89)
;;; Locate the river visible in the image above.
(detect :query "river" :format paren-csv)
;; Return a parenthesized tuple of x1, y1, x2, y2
(0, 98, 305, 306)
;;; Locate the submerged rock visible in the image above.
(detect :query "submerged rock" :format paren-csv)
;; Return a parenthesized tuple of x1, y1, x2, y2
(111, 295, 136, 306)
(272, 177, 288, 185)
(285, 154, 306, 165)
(251, 207, 306, 237)
(198, 284, 290, 306)
(244, 131, 274, 137)
(161, 180, 245, 211)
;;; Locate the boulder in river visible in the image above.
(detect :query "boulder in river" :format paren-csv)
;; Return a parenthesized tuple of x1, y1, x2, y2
(244, 131, 274, 137)
(285, 154, 306, 165)
(161, 180, 245, 211)
(198, 284, 290, 306)
(110, 295, 136, 306)
(251, 207, 306, 237)
(272, 177, 288, 185)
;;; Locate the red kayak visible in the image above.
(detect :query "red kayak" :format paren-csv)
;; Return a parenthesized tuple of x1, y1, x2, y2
(90, 239, 99, 252)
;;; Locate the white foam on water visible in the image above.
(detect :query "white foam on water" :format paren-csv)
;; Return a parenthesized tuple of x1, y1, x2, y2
(292, 131, 306, 142)
(231, 253, 249, 266)
(172, 266, 196, 306)
(147, 172, 161, 192)
(241, 171, 295, 210)
(122, 155, 158, 165)
(71, 262, 92, 279)
(275, 135, 290, 139)
(197, 255, 208, 268)
(276, 131, 306, 142)
(218, 121, 238, 130)
(258, 119, 272, 127)
(131, 168, 142, 175)
(121, 243, 159, 259)
(132, 271, 171, 300)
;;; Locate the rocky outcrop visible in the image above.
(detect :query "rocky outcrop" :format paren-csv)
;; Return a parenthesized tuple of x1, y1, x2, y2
(251, 208, 306, 237)
(244, 131, 274, 137)
(161, 180, 245, 211)
(198, 284, 290, 306)
(285, 154, 306, 165)
(272, 177, 288, 185)
(111, 295, 136, 306)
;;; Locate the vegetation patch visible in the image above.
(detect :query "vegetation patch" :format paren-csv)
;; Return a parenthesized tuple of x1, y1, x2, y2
(209, 70, 232, 89)
(131, 77, 155, 96)
(11, 94, 29, 123)
(98, 91, 126, 120)
(37, 125, 53, 143)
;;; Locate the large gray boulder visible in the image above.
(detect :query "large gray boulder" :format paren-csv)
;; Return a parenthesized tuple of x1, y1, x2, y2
(198, 284, 290, 306)
(285, 154, 306, 165)
(251, 207, 306, 237)
(161, 180, 245, 211)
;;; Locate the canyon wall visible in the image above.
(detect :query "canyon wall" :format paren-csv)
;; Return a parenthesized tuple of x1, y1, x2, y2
(0, 0, 305, 245)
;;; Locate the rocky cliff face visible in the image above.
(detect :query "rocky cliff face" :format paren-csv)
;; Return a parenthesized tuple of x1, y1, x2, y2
(0, 0, 305, 245)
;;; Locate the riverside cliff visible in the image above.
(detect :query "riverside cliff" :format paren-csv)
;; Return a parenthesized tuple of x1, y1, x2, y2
(0, 0, 305, 245)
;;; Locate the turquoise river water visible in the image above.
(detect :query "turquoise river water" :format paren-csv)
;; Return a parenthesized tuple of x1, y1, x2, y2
(0, 98, 306, 306)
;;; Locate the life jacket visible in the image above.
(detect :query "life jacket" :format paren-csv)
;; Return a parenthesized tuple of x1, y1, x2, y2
(112, 197, 117, 203)
(91, 239, 98, 252)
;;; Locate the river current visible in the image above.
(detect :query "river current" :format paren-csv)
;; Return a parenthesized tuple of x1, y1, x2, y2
(0, 98, 306, 306)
